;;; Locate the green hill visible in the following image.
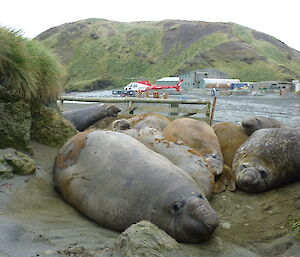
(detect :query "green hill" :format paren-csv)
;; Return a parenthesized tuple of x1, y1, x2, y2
(35, 19, 300, 92)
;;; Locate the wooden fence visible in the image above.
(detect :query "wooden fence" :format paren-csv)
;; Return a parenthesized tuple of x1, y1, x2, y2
(59, 96, 213, 123)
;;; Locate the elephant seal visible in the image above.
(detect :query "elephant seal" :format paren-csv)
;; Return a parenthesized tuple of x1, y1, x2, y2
(54, 130, 219, 243)
(121, 127, 215, 199)
(128, 113, 170, 131)
(62, 104, 121, 131)
(163, 118, 224, 176)
(232, 128, 300, 192)
(241, 116, 289, 136)
(212, 122, 249, 192)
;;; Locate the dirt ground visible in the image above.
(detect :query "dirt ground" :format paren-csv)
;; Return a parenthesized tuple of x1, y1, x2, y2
(0, 93, 299, 257)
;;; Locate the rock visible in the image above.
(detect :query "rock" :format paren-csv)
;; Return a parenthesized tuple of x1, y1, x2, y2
(57, 246, 94, 257)
(0, 148, 36, 178)
(0, 161, 14, 179)
(0, 101, 32, 153)
(104, 220, 183, 257)
(31, 103, 77, 147)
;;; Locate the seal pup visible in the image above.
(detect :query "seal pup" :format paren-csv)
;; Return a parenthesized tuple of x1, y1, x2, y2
(164, 118, 224, 176)
(62, 104, 121, 131)
(241, 116, 289, 136)
(212, 122, 249, 192)
(232, 128, 300, 192)
(54, 130, 219, 243)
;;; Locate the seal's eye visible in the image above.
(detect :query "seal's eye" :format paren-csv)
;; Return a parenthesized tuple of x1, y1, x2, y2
(211, 154, 218, 159)
(259, 170, 267, 178)
(171, 201, 185, 214)
(198, 194, 203, 199)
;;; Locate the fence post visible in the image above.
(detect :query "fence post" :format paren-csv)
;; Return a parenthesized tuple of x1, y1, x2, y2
(209, 96, 217, 126)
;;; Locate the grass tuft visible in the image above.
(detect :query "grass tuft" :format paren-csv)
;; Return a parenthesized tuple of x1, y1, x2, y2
(0, 27, 65, 103)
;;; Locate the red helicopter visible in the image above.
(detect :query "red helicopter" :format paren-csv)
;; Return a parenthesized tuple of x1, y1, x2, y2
(124, 79, 183, 92)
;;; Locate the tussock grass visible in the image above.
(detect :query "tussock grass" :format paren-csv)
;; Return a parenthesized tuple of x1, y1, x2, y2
(26, 40, 65, 102)
(0, 28, 38, 99)
(0, 27, 65, 103)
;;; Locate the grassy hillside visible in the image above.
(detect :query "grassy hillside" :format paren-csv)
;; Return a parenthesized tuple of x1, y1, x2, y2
(36, 19, 300, 91)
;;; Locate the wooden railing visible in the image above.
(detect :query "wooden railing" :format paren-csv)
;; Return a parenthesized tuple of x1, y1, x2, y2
(59, 96, 213, 122)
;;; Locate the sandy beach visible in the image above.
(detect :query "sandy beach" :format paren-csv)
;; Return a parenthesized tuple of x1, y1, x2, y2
(0, 93, 299, 257)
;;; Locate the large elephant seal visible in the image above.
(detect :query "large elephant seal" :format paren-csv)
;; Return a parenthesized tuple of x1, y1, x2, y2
(241, 116, 289, 136)
(53, 130, 219, 243)
(232, 128, 300, 192)
(121, 127, 215, 199)
(163, 118, 224, 176)
(62, 104, 121, 131)
(212, 122, 249, 192)
(128, 112, 170, 131)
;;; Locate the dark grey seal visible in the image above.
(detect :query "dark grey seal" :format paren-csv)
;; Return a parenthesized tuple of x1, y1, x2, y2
(232, 128, 300, 192)
(62, 104, 121, 131)
(241, 116, 289, 136)
(53, 130, 219, 243)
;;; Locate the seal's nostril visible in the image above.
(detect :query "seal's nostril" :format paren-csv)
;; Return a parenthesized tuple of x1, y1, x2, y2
(204, 214, 219, 232)
(242, 122, 250, 128)
(241, 175, 254, 184)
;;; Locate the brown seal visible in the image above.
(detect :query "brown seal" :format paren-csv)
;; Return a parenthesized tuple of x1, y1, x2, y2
(232, 128, 300, 192)
(163, 118, 224, 176)
(53, 130, 219, 243)
(241, 116, 289, 136)
(212, 122, 249, 192)
(128, 112, 170, 131)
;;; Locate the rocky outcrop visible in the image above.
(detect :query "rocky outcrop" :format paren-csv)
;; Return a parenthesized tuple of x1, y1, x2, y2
(104, 220, 183, 257)
(0, 101, 32, 153)
(31, 103, 77, 147)
(0, 148, 36, 179)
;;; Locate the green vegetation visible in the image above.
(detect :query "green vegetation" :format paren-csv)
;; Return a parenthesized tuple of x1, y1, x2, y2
(36, 19, 300, 91)
(26, 40, 65, 103)
(0, 28, 38, 100)
(0, 27, 65, 103)
(0, 27, 76, 152)
(288, 216, 300, 239)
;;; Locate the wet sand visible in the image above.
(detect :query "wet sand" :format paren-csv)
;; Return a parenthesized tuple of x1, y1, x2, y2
(1, 93, 299, 257)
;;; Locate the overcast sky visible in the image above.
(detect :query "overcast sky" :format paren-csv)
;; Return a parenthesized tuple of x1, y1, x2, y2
(1, 0, 300, 51)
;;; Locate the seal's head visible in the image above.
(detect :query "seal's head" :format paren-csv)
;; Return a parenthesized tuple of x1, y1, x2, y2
(204, 152, 223, 176)
(235, 163, 272, 192)
(106, 104, 121, 117)
(153, 189, 219, 243)
(111, 119, 131, 130)
(241, 117, 263, 135)
(241, 116, 287, 136)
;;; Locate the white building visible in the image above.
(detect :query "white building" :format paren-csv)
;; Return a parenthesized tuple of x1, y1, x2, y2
(156, 77, 180, 85)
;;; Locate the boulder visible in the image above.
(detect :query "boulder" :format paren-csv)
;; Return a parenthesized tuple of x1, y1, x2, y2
(104, 220, 182, 257)
(0, 148, 36, 179)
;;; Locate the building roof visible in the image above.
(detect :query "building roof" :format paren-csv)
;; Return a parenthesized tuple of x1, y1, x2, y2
(202, 78, 240, 84)
(157, 77, 180, 82)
